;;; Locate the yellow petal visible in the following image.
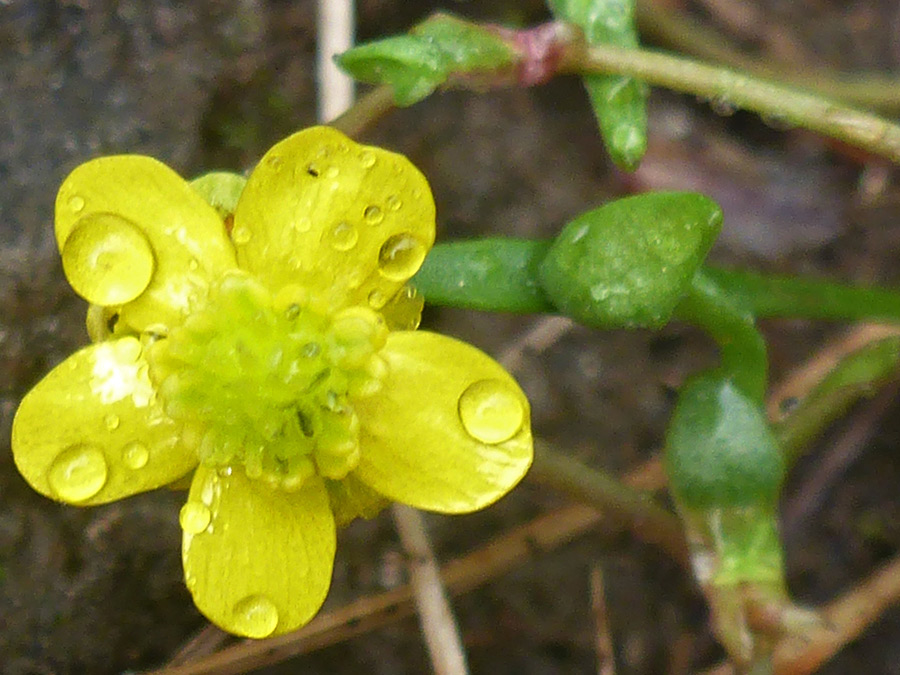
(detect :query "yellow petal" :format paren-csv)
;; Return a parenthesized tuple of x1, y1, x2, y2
(354, 332, 533, 513)
(232, 126, 435, 309)
(11, 337, 196, 505)
(56, 156, 237, 331)
(182, 467, 336, 637)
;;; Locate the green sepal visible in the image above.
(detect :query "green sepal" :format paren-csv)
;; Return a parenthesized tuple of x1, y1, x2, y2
(547, 0, 648, 170)
(413, 239, 554, 314)
(336, 13, 517, 107)
(539, 192, 723, 329)
(665, 372, 785, 511)
(190, 171, 247, 219)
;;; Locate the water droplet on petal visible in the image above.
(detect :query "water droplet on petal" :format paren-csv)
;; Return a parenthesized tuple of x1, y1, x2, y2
(364, 205, 384, 225)
(48, 445, 108, 502)
(232, 226, 252, 244)
(61, 213, 156, 306)
(325, 221, 358, 251)
(360, 151, 376, 168)
(293, 215, 312, 233)
(179, 501, 212, 534)
(325, 166, 340, 179)
(266, 155, 283, 168)
(188, 258, 199, 271)
(104, 413, 120, 431)
(367, 289, 387, 309)
(232, 594, 279, 638)
(386, 195, 402, 211)
(377, 233, 427, 281)
(122, 442, 149, 469)
(67, 194, 86, 212)
(458, 379, 525, 444)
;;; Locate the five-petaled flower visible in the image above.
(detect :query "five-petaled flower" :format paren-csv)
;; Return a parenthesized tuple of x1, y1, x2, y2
(11, 126, 533, 638)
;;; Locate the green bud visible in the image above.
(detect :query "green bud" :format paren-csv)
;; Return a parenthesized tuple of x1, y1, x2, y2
(539, 192, 722, 328)
(665, 372, 785, 510)
(336, 13, 517, 107)
(190, 172, 247, 219)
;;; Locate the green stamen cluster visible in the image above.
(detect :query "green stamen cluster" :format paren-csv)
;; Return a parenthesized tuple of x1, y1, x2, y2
(147, 271, 388, 489)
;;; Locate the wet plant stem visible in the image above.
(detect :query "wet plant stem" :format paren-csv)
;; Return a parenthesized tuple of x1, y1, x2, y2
(566, 43, 900, 163)
(674, 270, 768, 402)
(529, 441, 687, 564)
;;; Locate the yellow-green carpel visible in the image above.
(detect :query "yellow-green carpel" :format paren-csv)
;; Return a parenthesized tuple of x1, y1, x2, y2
(11, 126, 533, 638)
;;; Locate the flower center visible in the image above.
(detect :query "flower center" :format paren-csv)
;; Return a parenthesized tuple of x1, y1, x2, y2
(146, 272, 388, 489)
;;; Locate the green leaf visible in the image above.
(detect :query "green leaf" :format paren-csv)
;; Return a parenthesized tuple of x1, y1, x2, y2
(548, 0, 648, 170)
(665, 372, 785, 511)
(336, 35, 449, 106)
(539, 192, 723, 329)
(337, 13, 517, 107)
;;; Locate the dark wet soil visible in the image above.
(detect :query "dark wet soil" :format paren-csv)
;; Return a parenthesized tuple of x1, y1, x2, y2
(2, 1, 900, 673)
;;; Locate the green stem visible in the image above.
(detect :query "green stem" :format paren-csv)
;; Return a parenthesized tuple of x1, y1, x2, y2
(635, 0, 900, 113)
(331, 85, 396, 138)
(412, 238, 555, 314)
(566, 44, 900, 163)
(674, 270, 768, 402)
(706, 267, 900, 323)
(529, 441, 687, 563)
(774, 336, 900, 465)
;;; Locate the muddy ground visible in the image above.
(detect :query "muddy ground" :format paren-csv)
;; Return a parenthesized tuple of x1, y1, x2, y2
(2, 1, 900, 673)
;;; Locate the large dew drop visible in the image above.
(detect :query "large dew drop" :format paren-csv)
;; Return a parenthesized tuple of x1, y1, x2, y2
(457, 379, 525, 444)
(179, 501, 212, 534)
(48, 445, 108, 502)
(61, 213, 156, 306)
(377, 233, 426, 282)
(232, 594, 279, 638)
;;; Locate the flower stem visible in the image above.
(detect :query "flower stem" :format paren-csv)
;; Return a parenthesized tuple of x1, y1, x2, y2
(706, 266, 900, 323)
(674, 270, 769, 402)
(566, 43, 900, 163)
(530, 441, 687, 563)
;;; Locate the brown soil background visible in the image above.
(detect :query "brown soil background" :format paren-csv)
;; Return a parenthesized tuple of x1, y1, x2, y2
(2, 1, 900, 673)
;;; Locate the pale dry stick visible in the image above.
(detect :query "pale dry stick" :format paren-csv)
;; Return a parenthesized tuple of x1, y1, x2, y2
(392, 504, 470, 675)
(766, 323, 900, 422)
(590, 565, 617, 675)
(320, 6, 469, 671)
(163, 626, 232, 669)
(496, 315, 575, 373)
(316, 0, 355, 122)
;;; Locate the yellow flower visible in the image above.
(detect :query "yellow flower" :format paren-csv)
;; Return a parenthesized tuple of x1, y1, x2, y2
(11, 126, 533, 638)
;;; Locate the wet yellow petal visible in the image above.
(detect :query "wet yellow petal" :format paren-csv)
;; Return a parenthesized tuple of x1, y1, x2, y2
(182, 467, 336, 637)
(354, 331, 533, 513)
(232, 126, 435, 309)
(56, 156, 237, 331)
(11, 337, 196, 505)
